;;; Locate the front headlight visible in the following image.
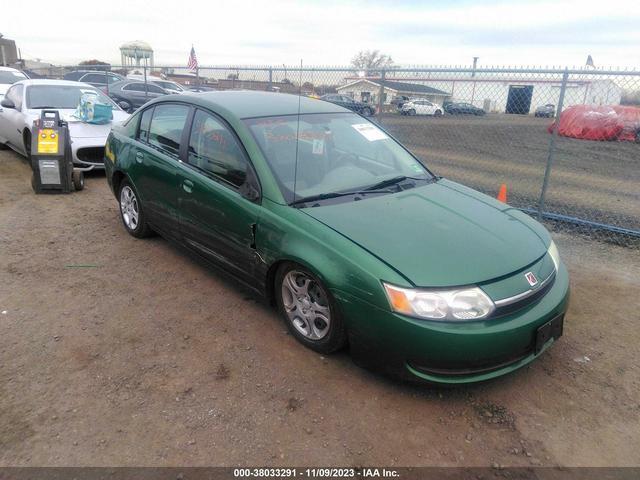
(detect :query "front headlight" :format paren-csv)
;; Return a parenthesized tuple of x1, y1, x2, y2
(383, 283, 495, 321)
(548, 240, 560, 271)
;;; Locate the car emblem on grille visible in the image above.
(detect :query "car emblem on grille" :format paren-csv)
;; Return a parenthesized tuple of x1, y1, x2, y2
(525, 271, 538, 287)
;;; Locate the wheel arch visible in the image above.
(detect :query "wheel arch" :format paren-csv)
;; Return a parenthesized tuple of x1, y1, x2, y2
(111, 170, 128, 198)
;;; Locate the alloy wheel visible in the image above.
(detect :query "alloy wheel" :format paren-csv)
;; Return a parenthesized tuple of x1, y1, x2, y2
(120, 186, 139, 231)
(281, 270, 331, 340)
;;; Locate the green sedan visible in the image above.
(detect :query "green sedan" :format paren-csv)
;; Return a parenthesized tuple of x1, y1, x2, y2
(104, 91, 569, 384)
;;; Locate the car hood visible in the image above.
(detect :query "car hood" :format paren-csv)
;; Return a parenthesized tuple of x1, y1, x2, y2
(302, 179, 549, 287)
(25, 109, 130, 138)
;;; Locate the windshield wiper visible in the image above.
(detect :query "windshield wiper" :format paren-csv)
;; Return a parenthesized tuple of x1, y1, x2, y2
(364, 175, 434, 191)
(30, 106, 60, 109)
(290, 189, 393, 207)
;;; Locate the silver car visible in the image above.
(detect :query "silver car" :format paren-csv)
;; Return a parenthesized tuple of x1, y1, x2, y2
(0, 79, 129, 170)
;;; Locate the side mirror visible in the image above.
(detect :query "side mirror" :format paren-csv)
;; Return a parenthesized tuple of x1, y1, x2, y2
(1, 98, 15, 109)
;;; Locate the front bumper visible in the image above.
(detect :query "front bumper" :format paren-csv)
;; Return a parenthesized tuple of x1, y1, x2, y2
(71, 137, 106, 170)
(333, 263, 570, 385)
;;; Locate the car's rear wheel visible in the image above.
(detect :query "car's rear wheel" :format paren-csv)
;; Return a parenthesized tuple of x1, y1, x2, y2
(275, 263, 347, 354)
(408, 109, 416, 116)
(434, 109, 443, 117)
(119, 180, 152, 238)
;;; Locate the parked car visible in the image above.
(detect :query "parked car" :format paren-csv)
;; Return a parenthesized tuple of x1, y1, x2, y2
(104, 91, 569, 384)
(320, 94, 375, 116)
(535, 104, 556, 118)
(444, 102, 486, 115)
(0, 66, 29, 99)
(150, 79, 187, 94)
(401, 99, 444, 116)
(186, 85, 217, 93)
(105, 80, 169, 112)
(0, 80, 129, 169)
(63, 70, 125, 89)
(390, 95, 411, 110)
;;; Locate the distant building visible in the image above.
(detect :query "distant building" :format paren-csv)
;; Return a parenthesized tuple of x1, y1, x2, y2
(341, 74, 622, 113)
(0, 34, 18, 66)
(337, 79, 450, 105)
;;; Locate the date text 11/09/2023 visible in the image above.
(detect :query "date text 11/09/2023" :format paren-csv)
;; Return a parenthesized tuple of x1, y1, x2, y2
(233, 468, 400, 478)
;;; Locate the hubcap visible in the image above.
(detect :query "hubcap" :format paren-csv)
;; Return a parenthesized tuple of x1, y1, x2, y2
(120, 186, 139, 230)
(281, 271, 331, 340)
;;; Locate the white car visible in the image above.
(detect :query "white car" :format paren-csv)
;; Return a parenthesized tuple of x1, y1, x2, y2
(150, 79, 186, 94)
(0, 79, 129, 170)
(0, 66, 29, 99)
(401, 99, 444, 116)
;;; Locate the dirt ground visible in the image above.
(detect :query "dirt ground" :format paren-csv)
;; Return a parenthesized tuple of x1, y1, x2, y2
(0, 148, 639, 467)
(382, 114, 640, 232)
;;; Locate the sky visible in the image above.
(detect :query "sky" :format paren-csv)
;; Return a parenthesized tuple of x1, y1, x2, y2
(3, 0, 640, 68)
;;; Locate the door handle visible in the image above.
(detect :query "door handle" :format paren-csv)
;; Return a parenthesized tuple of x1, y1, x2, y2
(182, 179, 194, 193)
(135, 151, 144, 163)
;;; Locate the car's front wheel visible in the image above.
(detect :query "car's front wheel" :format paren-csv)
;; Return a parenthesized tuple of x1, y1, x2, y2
(275, 263, 347, 354)
(119, 180, 152, 238)
(407, 109, 416, 116)
(362, 107, 373, 116)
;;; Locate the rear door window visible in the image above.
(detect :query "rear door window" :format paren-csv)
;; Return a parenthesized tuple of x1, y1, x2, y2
(148, 104, 190, 157)
(82, 73, 106, 84)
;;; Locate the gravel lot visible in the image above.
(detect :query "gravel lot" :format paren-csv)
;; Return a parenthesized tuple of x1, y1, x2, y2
(1, 147, 639, 467)
(381, 114, 640, 232)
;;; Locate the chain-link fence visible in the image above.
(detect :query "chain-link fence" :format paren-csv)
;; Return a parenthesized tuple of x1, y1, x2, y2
(25, 64, 640, 245)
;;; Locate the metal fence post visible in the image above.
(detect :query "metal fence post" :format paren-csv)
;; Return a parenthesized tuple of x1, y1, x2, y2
(104, 68, 109, 95)
(196, 66, 200, 86)
(268, 67, 273, 91)
(537, 68, 569, 218)
(377, 69, 386, 123)
(143, 64, 148, 100)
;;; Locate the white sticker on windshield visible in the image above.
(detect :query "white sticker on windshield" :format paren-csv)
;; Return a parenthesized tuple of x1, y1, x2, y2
(312, 139, 324, 155)
(352, 123, 388, 141)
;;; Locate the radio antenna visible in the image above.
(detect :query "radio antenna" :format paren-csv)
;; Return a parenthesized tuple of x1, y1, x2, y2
(293, 59, 303, 203)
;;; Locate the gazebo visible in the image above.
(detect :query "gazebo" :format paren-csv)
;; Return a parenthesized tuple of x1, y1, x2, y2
(119, 41, 154, 69)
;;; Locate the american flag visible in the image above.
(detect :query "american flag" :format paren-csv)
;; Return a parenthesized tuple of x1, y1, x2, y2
(187, 46, 198, 71)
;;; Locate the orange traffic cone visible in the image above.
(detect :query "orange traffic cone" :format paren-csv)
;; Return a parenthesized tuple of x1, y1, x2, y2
(497, 184, 507, 203)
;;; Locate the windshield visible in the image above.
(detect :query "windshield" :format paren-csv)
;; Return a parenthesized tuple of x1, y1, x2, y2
(245, 112, 434, 205)
(26, 85, 118, 109)
(0, 70, 27, 85)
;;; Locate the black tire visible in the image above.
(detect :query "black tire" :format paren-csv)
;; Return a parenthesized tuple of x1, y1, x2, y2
(635, 130, 640, 144)
(72, 170, 85, 191)
(275, 262, 347, 354)
(434, 109, 443, 117)
(408, 109, 416, 116)
(23, 130, 32, 165)
(0, 141, 8, 150)
(118, 180, 153, 238)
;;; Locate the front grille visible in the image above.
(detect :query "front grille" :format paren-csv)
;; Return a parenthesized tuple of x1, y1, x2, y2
(491, 272, 556, 318)
(76, 147, 105, 164)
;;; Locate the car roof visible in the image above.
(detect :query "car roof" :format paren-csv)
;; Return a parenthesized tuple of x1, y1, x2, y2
(152, 90, 350, 119)
(15, 79, 97, 88)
